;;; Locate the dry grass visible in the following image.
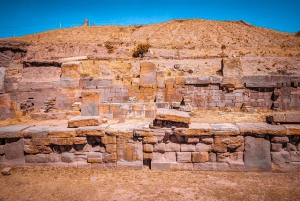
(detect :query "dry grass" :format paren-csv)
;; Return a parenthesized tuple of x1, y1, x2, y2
(0, 166, 299, 201)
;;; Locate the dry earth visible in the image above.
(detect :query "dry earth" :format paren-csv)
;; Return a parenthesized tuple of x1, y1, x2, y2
(0, 166, 299, 201)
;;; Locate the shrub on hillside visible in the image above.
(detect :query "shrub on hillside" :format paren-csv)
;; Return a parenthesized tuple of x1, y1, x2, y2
(132, 42, 150, 58)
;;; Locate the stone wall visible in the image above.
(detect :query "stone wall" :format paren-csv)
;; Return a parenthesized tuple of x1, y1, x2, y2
(0, 121, 299, 171)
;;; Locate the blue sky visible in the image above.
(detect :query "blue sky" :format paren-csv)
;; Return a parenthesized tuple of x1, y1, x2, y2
(0, 0, 299, 38)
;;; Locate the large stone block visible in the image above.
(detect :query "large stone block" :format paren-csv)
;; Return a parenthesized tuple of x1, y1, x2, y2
(176, 152, 191, 163)
(284, 124, 300, 135)
(117, 137, 142, 162)
(221, 58, 243, 88)
(186, 123, 212, 136)
(75, 125, 107, 137)
(0, 125, 29, 138)
(117, 161, 143, 170)
(266, 114, 300, 124)
(244, 136, 272, 171)
(155, 108, 190, 124)
(81, 91, 101, 116)
(165, 142, 180, 152)
(237, 123, 286, 135)
(192, 152, 209, 163)
(87, 152, 103, 163)
(60, 62, 81, 88)
(181, 144, 195, 152)
(271, 151, 290, 165)
(210, 123, 240, 136)
(170, 162, 193, 171)
(61, 153, 75, 163)
(184, 76, 210, 85)
(151, 162, 170, 170)
(21, 126, 50, 138)
(68, 116, 102, 128)
(0, 67, 5, 93)
(290, 151, 300, 162)
(140, 62, 156, 85)
(4, 138, 25, 163)
(25, 154, 48, 163)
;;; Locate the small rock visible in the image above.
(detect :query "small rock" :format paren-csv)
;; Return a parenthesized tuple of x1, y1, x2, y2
(90, 177, 98, 181)
(1, 167, 12, 175)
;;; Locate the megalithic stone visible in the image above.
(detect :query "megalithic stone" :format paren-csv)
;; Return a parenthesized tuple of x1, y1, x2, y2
(81, 91, 101, 116)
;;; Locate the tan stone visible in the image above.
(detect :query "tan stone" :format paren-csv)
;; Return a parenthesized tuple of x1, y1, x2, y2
(75, 125, 107, 137)
(102, 136, 116, 144)
(210, 123, 240, 135)
(237, 123, 286, 135)
(143, 144, 153, 153)
(68, 116, 102, 128)
(192, 152, 209, 163)
(105, 144, 117, 153)
(48, 127, 77, 138)
(156, 108, 190, 124)
(186, 123, 212, 136)
(283, 124, 300, 135)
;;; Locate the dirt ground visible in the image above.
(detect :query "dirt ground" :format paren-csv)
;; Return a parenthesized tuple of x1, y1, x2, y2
(0, 166, 299, 201)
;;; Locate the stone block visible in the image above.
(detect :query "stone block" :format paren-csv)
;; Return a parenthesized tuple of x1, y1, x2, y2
(210, 123, 240, 135)
(176, 152, 191, 163)
(103, 152, 117, 163)
(244, 136, 272, 171)
(284, 124, 300, 135)
(143, 144, 153, 153)
(4, 138, 25, 163)
(193, 162, 213, 171)
(164, 152, 177, 162)
(195, 143, 211, 152)
(91, 163, 116, 169)
(151, 162, 170, 170)
(210, 75, 222, 84)
(105, 144, 117, 153)
(21, 126, 50, 138)
(237, 123, 286, 135)
(230, 152, 244, 162)
(81, 91, 101, 116)
(184, 76, 210, 85)
(186, 123, 212, 136)
(77, 162, 92, 169)
(140, 62, 156, 85)
(87, 152, 103, 163)
(155, 108, 191, 124)
(0, 125, 29, 138)
(221, 58, 243, 88)
(60, 62, 81, 88)
(25, 154, 48, 163)
(101, 136, 116, 144)
(75, 125, 107, 137)
(165, 142, 180, 152)
(1, 167, 11, 175)
(209, 153, 217, 162)
(117, 161, 143, 170)
(48, 128, 76, 138)
(290, 151, 300, 162)
(271, 151, 290, 165)
(271, 136, 289, 144)
(181, 144, 195, 152)
(286, 143, 297, 151)
(192, 152, 209, 163)
(201, 137, 214, 144)
(68, 116, 102, 128)
(228, 161, 246, 172)
(271, 143, 283, 152)
(143, 152, 153, 160)
(170, 162, 194, 171)
(61, 153, 74, 163)
(0, 67, 5, 93)
(153, 143, 166, 153)
(47, 153, 61, 162)
(266, 114, 300, 124)
(185, 137, 199, 144)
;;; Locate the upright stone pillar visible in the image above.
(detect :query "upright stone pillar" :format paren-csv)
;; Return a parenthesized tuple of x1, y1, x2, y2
(0, 67, 5, 94)
(81, 91, 101, 116)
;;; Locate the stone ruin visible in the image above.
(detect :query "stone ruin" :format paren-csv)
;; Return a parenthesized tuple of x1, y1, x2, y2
(0, 44, 300, 171)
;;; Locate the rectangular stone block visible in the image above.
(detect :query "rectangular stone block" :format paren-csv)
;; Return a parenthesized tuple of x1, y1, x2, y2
(210, 123, 240, 135)
(165, 142, 180, 152)
(117, 161, 143, 170)
(140, 62, 156, 85)
(4, 138, 25, 164)
(192, 152, 209, 163)
(170, 162, 193, 171)
(155, 108, 191, 124)
(81, 91, 101, 116)
(0, 67, 5, 93)
(184, 76, 210, 85)
(266, 114, 300, 124)
(176, 152, 191, 163)
(91, 163, 117, 169)
(87, 152, 103, 163)
(25, 154, 48, 163)
(68, 116, 102, 128)
(186, 123, 212, 136)
(151, 162, 170, 170)
(181, 144, 195, 152)
(0, 125, 29, 138)
(244, 136, 272, 171)
(60, 62, 81, 88)
(221, 58, 243, 88)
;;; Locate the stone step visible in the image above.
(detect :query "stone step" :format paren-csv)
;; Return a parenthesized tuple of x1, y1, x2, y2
(266, 114, 300, 124)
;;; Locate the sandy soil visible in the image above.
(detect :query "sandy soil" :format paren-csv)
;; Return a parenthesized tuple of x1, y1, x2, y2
(0, 166, 299, 201)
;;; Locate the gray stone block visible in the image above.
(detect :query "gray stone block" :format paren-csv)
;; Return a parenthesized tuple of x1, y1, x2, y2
(151, 162, 170, 170)
(4, 139, 25, 163)
(244, 136, 272, 171)
(0, 67, 5, 93)
(61, 153, 74, 163)
(271, 151, 291, 165)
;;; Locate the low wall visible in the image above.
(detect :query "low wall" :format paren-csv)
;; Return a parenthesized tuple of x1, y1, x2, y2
(0, 122, 299, 172)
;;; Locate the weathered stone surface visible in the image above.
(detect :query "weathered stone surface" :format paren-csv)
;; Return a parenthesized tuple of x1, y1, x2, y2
(153, 143, 166, 153)
(81, 91, 101, 116)
(290, 151, 300, 162)
(165, 142, 180, 152)
(237, 123, 286, 135)
(221, 58, 243, 88)
(228, 161, 246, 172)
(176, 152, 191, 163)
(105, 123, 135, 137)
(151, 162, 170, 170)
(47, 153, 61, 162)
(271, 151, 290, 165)
(91, 163, 116, 169)
(117, 161, 143, 170)
(184, 76, 210, 85)
(244, 136, 272, 171)
(192, 152, 209, 163)
(75, 125, 107, 136)
(271, 143, 283, 152)
(48, 127, 77, 138)
(195, 143, 211, 152)
(143, 144, 153, 153)
(87, 152, 103, 163)
(271, 136, 289, 144)
(230, 152, 244, 162)
(155, 108, 190, 124)
(0, 67, 5, 93)
(103, 152, 117, 163)
(68, 116, 102, 128)
(140, 62, 156, 85)
(0, 125, 29, 138)
(1, 167, 11, 175)
(21, 126, 50, 138)
(210, 123, 240, 136)
(286, 143, 297, 151)
(210, 75, 222, 84)
(4, 139, 25, 164)
(25, 154, 48, 163)
(181, 144, 195, 152)
(60, 62, 81, 88)
(266, 114, 300, 124)
(284, 124, 300, 135)
(186, 123, 212, 136)
(61, 153, 74, 163)
(134, 122, 153, 137)
(170, 162, 193, 171)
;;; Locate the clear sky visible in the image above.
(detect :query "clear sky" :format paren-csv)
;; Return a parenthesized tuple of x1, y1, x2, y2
(0, 0, 299, 38)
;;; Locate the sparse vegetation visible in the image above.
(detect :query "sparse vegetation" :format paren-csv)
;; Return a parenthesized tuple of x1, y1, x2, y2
(132, 42, 150, 58)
